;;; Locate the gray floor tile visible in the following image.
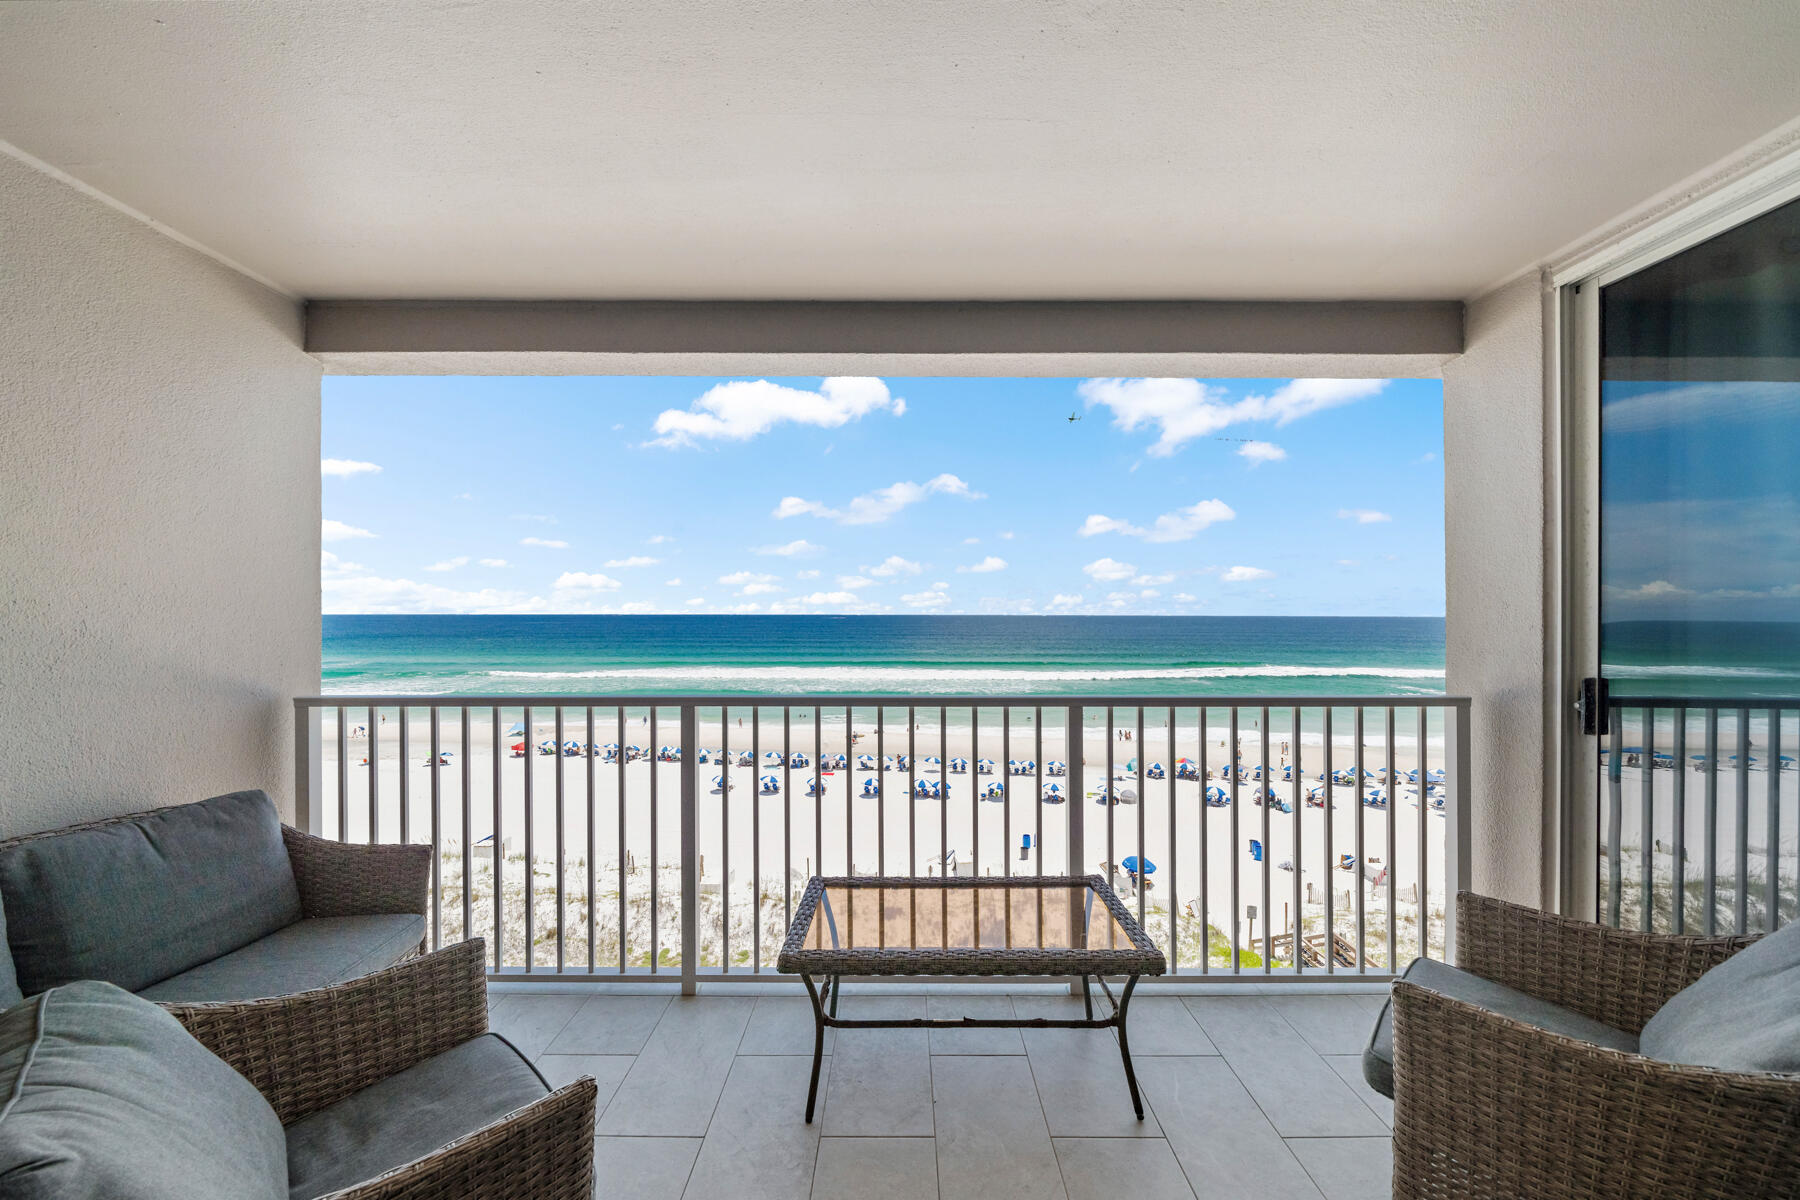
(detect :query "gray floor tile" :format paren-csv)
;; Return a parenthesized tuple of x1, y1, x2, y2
(1053, 1138, 1196, 1200)
(932, 1056, 1066, 1200)
(927, 994, 1023, 1055)
(1267, 996, 1381, 1056)
(592, 1136, 700, 1200)
(1323, 1056, 1392, 1128)
(741, 995, 834, 1055)
(1287, 1136, 1393, 1200)
(1182, 997, 1386, 1138)
(535, 1054, 634, 1124)
(488, 993, 586, 1059)
(824, 995, 934, 1137)
(1014, 996, 1161, 1138)
(598, 996, 754, 1136)
(547, 994, 673, 1055)
(1136, 1056, 1322, 1200)
(1122, 996, 1218, 1056)
(685, 1056, 827, 1200)
(813, 1137, 939, 1200)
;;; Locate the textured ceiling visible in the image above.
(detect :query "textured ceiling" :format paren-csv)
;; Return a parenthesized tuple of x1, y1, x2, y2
(2, 1, 1798, 301)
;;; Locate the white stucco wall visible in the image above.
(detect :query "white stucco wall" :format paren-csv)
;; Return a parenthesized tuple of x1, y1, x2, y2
(1441, 274, 1555, 907)
(0, 152, 320, 835)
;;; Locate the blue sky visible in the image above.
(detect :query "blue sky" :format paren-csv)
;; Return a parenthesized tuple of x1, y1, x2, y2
(321, 375, 1444, 616)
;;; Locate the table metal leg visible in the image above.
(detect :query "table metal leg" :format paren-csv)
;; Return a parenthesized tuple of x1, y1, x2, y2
(1114, 974, 1145, 1120)
(801, 973, 827, 1124)
(828, 972, 840, 1018)
(1080, 973, 1094, 1020)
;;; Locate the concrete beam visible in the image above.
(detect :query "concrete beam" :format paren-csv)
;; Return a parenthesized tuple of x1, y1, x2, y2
(306, 300, 1462, 376)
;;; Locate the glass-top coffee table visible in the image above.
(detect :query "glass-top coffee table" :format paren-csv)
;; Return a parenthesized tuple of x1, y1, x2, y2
(776, 874, 1167, 1122)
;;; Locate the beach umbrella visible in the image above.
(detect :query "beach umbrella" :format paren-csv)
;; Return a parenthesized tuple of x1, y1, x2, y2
(1146, 762, 1165, 779)
(789, 752, 809, 767)
(505, 722, 525, 737)
(924, 755, 942, 766)
(805, 778, 823, 796)
(1121, 856, 1156, 875)
(1041, 783, 1066, 805)
(1047, 760, 1067, 776)
(537, 739, 556, 755)
(1305, 784, 1325, 806)
(1124, 757, 1138, 773)
(895, 755, 910, 770)
(1205, 786, 1230, 807)
(760, 775, 780, 793)
(950, 757, 969, 773)
(510, 741, 526, 754)
(712, 775, 731, 791)
(860, 778, 880, 797)
(763, 751, 782, 764)
(982, 782, 1005, 801)
(562, 740, 582, 755)
(976, 758, 995, 774)
(913, 779, 933, 797)
(1363, 789, 1389, 809)
(856, 754, 875, 769)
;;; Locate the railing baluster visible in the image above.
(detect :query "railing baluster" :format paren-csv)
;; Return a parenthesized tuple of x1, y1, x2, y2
(616, 704, 626, 973)
(1293, 705, 1305, 973)
(1705, 707, 1719, 935)
(1228, 705, 1239, 972)
(1640, 706, 1655, 932)
(720, 705, 729, 972)
(1036, 706, 1045, 878)
(1353, 706, 1364, 970)
(522, 705, 532, 971)
(1167, 705, 1176, 970)
(679, 703, 697, 995)
(492, 707, 502, 972)
(368, 704, 379, 843)
(783, 707, 793, 939)
(399, 708, 410, 845)
(908, 705, 917, 876)
(336, 705, 348, 842)
(1769, 707, 1782, 933)
(752, 705, 761, 973)
(1737, 707, 1751, 934)
(972, 705, 982, 876)
(1261, 704, 1272, 972)
(1003, 707, 1012, 879)
(939, 707, 948, 876)
(585, 705, 595, 971)
(555, 705, 565, 971)
(1322, 706, 1333, 972)
(430, 705, 442, 952)
(1671, 707, 1686, 935)
(1137, 706, 1146, 930)
(649, 706, 658, 972)
(1384, 705, 1396, 971)
(462, 705, 472, 947)
(1416, 705, 1429, 959)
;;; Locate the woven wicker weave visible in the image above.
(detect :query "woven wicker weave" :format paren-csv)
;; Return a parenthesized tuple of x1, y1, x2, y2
(1391, 893, 1800, 1200)
(281, 825, 432, 920)
(776, 874, 1166, 977)
(168, 939, 596, 1200)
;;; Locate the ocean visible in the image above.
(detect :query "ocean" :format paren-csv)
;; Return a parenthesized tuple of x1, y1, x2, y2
(322, 614, 1447, 698)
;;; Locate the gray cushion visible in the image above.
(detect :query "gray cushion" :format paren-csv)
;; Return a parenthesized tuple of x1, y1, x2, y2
(1640, 919, 1800, 1074)
(0, 791, 303, 994)
(284, 1032, 548, 1200)
(0, 980, 286, 1199)
(137, 914, 425, 1002)
(1363, 957, 1640, 1098)
(0, 896, 20, 1008)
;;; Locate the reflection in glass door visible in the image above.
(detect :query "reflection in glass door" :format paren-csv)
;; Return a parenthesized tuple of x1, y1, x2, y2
(1597, 196, 1800, 934)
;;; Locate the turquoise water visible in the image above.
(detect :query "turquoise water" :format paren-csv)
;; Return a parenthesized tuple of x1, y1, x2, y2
(322, 615, 1446, 698)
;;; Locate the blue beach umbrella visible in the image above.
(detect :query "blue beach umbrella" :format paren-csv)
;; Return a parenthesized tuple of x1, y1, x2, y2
(1121, 856, 1156, 875)
(1147, 762, 1165, 779)
(860, 778, 880, 797)
(505, 722, 525, 737)
(950, 757, 969, 773)
(789, 751, 809, 767)
(1041, 782, 1065, 804)
(713, 775, 731, 791)
(1047, 760, 1067, 775)
(760, 775, 780, 793)
(537, 739, 556, 755)
(1205, 786, 1230, 807)
(805, 777, 823, 796)
(976, 758, 995, 774)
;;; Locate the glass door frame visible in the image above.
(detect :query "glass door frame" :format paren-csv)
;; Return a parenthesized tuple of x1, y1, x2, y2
(1553, 155, 1800, 921)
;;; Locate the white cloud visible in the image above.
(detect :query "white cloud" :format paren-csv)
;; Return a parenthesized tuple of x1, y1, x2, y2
(1238, 440, 1287, 465)
(1605, 579, 1693, 600)
(651, 377, 902, 446)
(1079, 499, 1235, 543)
(957, 556, 1008, 574)
(1083, 557, 1137, 583)
(553, 571, 622, 593)
(755, 539, 822, 557)
(1078, 377, 1387, 456)
(838, 575, 876, 589)
(322, 519, 377, 542)
(720, 570, 776, 586)
(1140, 588, 1161, 598)
(866, 556, 923, 577)
(900, 588, 951, 609)
(1173, 592, 1196, 602)
(962, 536, 980, 545)
(521, 536, 569, 548)
(1337, 509, 1392, 524)
(647, 534, 672, 545)
(1133, 572, 1175, 586)
(999, 531, 1015, 540)
(1048, 593, 1083, 609)
(664, 578, 682, 586)
(930, 580, 949, 590)
(796, 569, 822, 579)
(775, 474, 983, 525)
(1222, 565, 1274, 582)
(686, 596, 706, 606)
(798, 591, 860, 605)
(478, 558, 509, 568)
(321, 458, 381, 478)
(424, 556, 469, 572)
(1336, 558, 1358, 567)
(740, 582, 782, 596)
(604, 556, 661, 568)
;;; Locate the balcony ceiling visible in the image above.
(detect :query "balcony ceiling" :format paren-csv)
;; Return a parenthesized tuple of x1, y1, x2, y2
(1, 1, 1798, 303)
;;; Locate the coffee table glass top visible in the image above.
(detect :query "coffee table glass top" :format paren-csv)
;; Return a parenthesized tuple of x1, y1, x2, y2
(777, 875, 1166, 976)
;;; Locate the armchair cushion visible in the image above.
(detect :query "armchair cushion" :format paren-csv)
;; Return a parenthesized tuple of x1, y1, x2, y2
(1365, 956, 1639, 1097)
(0, 790, 302, 993)
(282, 1032, 548, 1200)
(1640, 918, 1800, 1074)
(137, 914, 426, 1003)
(0, 896, 20, 1008)
(0, 980, 286, 1199)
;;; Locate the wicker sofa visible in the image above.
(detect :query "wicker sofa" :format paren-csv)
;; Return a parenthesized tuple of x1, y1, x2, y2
(0, 789, 429, 1005)
(1372, 891, 1800, 1200)
(0, 938, 596, 1199)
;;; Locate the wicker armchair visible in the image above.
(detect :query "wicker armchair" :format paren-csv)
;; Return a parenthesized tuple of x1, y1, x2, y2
(166, 938, 597, 1200)
(1391, 892, 1800, 1200)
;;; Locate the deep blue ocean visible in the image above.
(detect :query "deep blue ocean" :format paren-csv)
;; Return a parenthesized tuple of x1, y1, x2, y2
(322, 615, 1446, 698)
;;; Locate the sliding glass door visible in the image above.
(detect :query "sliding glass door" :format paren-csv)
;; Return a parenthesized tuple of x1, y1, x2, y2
(1586, 196, 1800, 933)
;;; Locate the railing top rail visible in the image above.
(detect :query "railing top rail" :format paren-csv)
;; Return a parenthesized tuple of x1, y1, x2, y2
(1605, 694, 1800, 710)
(295, 692, 1468, 709)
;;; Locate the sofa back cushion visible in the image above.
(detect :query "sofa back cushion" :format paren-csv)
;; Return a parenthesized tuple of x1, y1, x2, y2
(0, 791, 303, 994)
(1640, 919, 1800, 1074)
(0, 980, 287, 1199)
(0, 897, 20, 1009)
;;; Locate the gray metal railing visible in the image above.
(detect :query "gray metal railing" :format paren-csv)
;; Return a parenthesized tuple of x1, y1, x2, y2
(1601, 696, 1798, 935)
(295, 694, 1470, 988)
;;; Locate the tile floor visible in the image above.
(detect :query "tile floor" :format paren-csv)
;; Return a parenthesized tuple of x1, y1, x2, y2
(488, 986, 1394, 1200)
